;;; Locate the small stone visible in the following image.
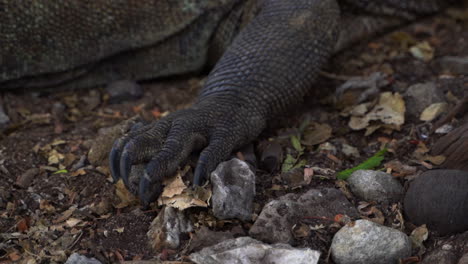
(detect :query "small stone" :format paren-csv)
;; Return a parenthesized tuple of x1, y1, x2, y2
(0, 104, 10, 127)
(250, 188, 358, 244)
(188, 226, 235, 252)
(404, 82, 444, 120)
(404, 170, 468, 235)
(348, 170, 404, 203)
(147, 206, 193, 251)
(341, 143, 360, 158)
(421, 230, 468, 264)
(422, 248, 458, 264)
(438, 56, 468, 75)
(106, 80, 143, 104)
(15, 168, 40, 189)
(65, 253, 101, 264)
(189, 237, 321, 264)
(331, 219, 411, 264)
(211, 158, 255, 221)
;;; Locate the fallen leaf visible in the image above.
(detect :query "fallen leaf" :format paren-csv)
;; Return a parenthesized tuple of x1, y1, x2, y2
(17, 218, 29, 232)
(54, 206, 76, 224)
(161, 174, 188, 199)
(409, 41, 434, 62)
(114, 180, 139, 209)
(420, 102, 448, 121)
(113, 227, 125, 233)
(337, 149, 387, 180)
(66, 218, 82, 228)
(349, 92, 405, 134)
(410, 224, 429, 255)
(301, 122, 332, 146)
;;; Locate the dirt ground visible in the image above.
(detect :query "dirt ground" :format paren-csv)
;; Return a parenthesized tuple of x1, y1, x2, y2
(1, 8, 467, 264)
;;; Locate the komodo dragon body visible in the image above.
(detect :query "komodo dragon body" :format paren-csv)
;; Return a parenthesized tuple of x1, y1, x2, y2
(0, 0, 456, 205)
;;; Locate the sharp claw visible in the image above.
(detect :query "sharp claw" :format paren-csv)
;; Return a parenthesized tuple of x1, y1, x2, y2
(120, 148, 132, 186)
(193, 160, 207, 186)
(109, 145, 121, 183)
(139, 169, 162, 207)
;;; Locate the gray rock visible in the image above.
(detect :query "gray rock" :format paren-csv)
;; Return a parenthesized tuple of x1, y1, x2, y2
(65, 253, 101, 264)
(404, 82, 444, 120)
(421, 230, 468, 264)
(331, 219, 411, 264)
(459, 253, 468, 264)
(438, 56, 468, 75)
(0, 104, 10, 126)
(249, 188, 358, 244)
(188, 226, 235, 252)
(211, 158, 255, 221)
(189, 237, 321, 264)
(348, 170, 404, 203)
(404, 170, 468, 235)
(147, 206, 193, 251)
(106, 80, 143, 104)
(422, 248, 458, 264)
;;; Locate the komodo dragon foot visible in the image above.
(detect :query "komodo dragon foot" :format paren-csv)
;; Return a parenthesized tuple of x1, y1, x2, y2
(109, 101, 259, 206)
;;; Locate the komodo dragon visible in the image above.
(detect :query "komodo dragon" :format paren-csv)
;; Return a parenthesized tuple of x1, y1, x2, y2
(0, 0, 461, 206)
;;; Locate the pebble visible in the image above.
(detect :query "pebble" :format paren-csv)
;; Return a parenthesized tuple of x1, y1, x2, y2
(106, 80, 143, 104)
(0, 104, 10, 127)
(331, 219, 411, 264)
(249, 188, 358, 244)
(404, 82, 444, 120)
(421, 230, 468, 264)
(211, 158, 255, 221)
(147, 206, 193, 251)
(189, 237, 321, 264)
(404, 170, 468, 235)
(15, 168, 40, 189)
(341, 143, 360, 158)
(65, 253, 101, 264)
(347, 170, 404, 203)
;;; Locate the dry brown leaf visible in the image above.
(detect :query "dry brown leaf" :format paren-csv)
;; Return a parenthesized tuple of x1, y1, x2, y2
(349, 92, 405, 134)
(160, 174, 188, 199)
(422, 155, 446, 165)
(409, 41, 434, 62)
(53, 206, 76, 224)
(48, 149, 65, 165)
(71, 168, 86, 177)
(410, 224, 429, 255)
(114, 180, 139, 209)
(420, 102, 448, 121)
(66, 218, 82, 228)
(301, 122, 333, 146)
(384, 160, 417, 177)
(304, 167, 314, 184)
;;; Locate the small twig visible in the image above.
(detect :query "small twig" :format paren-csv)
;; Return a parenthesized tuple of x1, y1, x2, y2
(67, 230, 84, 250)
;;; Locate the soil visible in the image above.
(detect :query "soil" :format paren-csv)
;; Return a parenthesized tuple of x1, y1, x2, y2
(1, 9, 467, 264)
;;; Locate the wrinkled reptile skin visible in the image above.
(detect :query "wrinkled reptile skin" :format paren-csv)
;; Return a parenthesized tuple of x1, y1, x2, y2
(0, 0, 454, 204)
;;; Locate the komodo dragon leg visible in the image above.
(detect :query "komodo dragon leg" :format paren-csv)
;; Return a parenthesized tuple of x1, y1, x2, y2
(110, 0, 455, 206)
(110, 0, 341, 205)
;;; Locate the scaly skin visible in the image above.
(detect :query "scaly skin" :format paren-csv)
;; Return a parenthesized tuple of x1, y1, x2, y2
(0, 0, 454, 205)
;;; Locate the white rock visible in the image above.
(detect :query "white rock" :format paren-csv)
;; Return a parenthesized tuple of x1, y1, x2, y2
(331, 220, 411, 264)
(348, 170, 403, 203)
(190, 237, 320, 264)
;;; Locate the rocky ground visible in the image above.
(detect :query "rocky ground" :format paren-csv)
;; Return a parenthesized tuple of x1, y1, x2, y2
(1, 7, 468, 264)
